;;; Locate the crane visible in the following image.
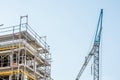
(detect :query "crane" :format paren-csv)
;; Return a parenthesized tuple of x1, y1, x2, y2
(75, 9, 103, 80)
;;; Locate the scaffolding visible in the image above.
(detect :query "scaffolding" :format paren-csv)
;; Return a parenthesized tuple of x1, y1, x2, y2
(0, 16, 51, 80)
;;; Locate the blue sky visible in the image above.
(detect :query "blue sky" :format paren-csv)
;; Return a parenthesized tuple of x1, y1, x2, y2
(0, 0, 120, 80)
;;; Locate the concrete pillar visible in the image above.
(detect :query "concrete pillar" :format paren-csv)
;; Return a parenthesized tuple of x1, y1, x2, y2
(9, 75, 12, 80)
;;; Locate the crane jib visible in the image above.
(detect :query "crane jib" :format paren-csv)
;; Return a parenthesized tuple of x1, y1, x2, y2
(75, 9, 103, 80)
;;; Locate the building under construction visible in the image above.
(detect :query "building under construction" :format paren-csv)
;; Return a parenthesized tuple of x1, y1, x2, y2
(0, 16, 51, 80)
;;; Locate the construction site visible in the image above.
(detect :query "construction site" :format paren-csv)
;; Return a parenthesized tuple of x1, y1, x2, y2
(0, 9, 103, 80)
(0, 16, 51, 80)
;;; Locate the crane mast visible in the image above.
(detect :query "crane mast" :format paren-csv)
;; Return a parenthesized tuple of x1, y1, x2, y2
(75, 9, 103, 80)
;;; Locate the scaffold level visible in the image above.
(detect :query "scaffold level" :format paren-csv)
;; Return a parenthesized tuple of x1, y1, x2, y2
(0, 16, 52, 80)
